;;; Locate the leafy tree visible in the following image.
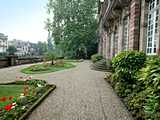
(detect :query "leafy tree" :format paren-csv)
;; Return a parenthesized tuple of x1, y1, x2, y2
(46, 0, 98, 59)
(47, 31, 54, 52)
(37, 41, 48, 55)
(7, 46, 17, 55)
(45, 52, 56, 65)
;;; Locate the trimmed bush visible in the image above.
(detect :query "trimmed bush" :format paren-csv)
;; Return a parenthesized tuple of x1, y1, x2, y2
(112, 51, 146, 82)
(125, 89, 150, 119)
(109, 51, 160, 119)
(106, 51, 148, 119)
(91, 54, 103, 63)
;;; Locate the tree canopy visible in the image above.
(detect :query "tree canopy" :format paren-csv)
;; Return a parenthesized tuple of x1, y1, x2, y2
(46, 0, 98, 59)
(7, 46, 17, 55)
(37, 41, 48, 55)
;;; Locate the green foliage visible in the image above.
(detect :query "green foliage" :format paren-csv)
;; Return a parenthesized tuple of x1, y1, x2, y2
(0, 53, 7, 58)
(114, 82, 131, 97)
(125, 89, 150, 119)
(26, 79, 47, 87)
(7, 46, 17, 55)
(110, 51, 160, 119)
(91, 54, 103, 63)
(138, 57, 160, 119)
(112, 51, 146, 82)
(0, 80, 53, 120)
(138, 57, 160, 92)
(144, 94, 160, 120)
(27, 65, 48, 72)
(37, 41, 48, 56)
(46, 0, 98, 59)
(146, 55, 159, 60)
(0, 85, 24, 99)
(44, 52, 56, 65)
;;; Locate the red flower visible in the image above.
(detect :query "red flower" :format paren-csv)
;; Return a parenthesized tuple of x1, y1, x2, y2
(0, 108, 2, 112)
(4, 104, 12, 111)
(9, 96, 14, 101)
(1, 97, 7, 102)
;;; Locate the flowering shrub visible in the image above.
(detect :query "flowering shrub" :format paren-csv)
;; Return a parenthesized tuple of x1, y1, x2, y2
(0, 77, 49, 119)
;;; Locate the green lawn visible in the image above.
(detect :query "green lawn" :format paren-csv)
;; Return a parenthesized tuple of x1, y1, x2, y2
(0, 85, 24, 107)
(64, 59, 79, 62)
(21, 62, 76, 74)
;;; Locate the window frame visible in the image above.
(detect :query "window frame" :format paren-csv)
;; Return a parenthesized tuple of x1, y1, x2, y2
(146, 0, 159, 55)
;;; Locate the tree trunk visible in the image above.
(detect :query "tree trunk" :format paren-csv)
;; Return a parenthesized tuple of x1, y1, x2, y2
(51, 59, 54, 65)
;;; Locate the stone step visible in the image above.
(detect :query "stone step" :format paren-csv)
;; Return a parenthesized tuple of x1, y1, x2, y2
(91, 59, 112, 72)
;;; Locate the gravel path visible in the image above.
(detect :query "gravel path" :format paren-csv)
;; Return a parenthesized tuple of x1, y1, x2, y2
(0, 61, 133, 120)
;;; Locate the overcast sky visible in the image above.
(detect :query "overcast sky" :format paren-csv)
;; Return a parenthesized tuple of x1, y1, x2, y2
(0, 0, 48, 43)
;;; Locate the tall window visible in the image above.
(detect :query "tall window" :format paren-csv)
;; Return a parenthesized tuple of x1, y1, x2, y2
(114, 28, 118, 55)
(122, 16, 129, 51)
(110, 27, 118, 57)
(147, 0, 159, 55)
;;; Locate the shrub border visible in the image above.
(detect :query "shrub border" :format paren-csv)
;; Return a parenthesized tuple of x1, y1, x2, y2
(0, 81, 56, 120)
(104, 73, 134, 119)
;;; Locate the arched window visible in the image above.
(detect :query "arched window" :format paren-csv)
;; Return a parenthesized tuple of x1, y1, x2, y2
(122, 16, 129, 51)
(146, 0, 159, 55)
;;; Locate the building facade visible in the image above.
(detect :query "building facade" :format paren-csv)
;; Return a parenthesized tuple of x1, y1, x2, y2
(9, 39, 31, 56)
(98, 0, 160, 59)
(0, 33, 8, 53)
(9, 39, 40, 56)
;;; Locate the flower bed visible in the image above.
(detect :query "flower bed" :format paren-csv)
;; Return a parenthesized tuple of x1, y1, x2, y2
(21, 61, 75, 74)
(0, 77, 56, 120)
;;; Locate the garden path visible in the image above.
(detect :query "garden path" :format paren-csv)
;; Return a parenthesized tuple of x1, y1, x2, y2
(0, 61, 133, 120)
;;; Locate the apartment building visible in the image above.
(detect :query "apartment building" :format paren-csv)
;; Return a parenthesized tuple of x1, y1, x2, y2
(0, 33, 8, 53)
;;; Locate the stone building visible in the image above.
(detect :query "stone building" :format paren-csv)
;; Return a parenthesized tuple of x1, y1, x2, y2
(98, 0, 160, 59)
(8, 39, 39, 56)
(8, 39, 30, 56)
(0, 33, 8, 53)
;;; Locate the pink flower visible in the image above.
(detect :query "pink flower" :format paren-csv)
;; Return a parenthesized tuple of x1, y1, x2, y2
(28, 76, 32, 80)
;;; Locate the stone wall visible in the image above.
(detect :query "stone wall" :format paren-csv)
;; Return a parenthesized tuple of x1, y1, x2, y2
(0, 56, 43, 68)
(17, 57, 43, 65)
(0, 58, 9, 68)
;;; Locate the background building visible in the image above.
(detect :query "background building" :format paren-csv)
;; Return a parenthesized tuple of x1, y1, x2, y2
(0, 33, 8, 53)
(8, 39, 38, 56)
(98, 0, 160, 59)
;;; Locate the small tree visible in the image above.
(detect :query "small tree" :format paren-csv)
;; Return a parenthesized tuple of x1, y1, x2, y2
(7, 46, 17, 55)
(45, 52, 56, 65)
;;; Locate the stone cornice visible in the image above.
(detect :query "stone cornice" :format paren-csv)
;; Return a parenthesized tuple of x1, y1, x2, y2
(102, 0, 131, 29)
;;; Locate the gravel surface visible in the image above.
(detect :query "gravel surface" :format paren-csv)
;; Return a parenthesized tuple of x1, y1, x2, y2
(0, 61, 133, 120)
